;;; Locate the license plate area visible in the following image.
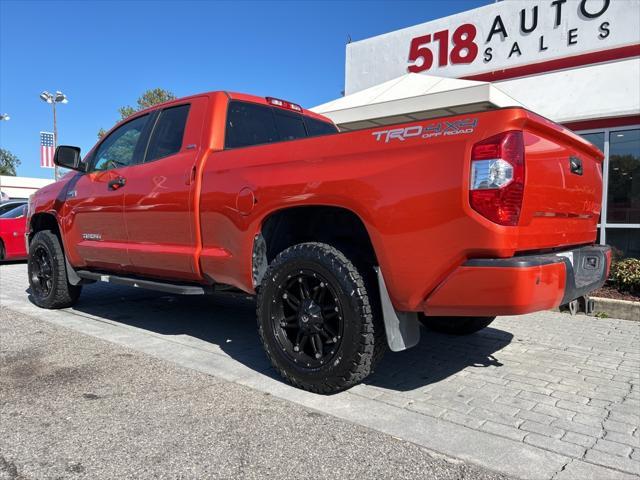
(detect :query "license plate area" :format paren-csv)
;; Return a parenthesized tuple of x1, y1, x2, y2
(571, 248, 606, 288)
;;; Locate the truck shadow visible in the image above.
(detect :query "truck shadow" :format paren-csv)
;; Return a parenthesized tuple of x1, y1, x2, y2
(28, 283, 513, 393)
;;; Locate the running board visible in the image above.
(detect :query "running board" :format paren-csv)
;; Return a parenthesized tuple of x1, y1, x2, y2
(75, 270, 210, 295)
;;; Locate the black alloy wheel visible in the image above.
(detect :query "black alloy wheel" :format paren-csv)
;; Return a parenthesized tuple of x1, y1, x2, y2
(257, 242, 385, 394)
(30, 245, 54, 298)
(271, 269, 344, 369)
(28, 230, 82, 309)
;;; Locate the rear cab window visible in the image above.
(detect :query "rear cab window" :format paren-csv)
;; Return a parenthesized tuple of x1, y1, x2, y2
(273, 109, 307, 141)
(225, 100, 337, 149)
(304, 116, 338, 137)
(225, 102, 279, 149)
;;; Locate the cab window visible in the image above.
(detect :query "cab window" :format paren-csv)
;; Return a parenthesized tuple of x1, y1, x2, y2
(92, 114, 149, 171)
(304, 116, 338, 137)
(273, 109, 307, 141)
(225, 100, 337, 149)
(145, 104, 190, 162)
(225, 102, 278, 149)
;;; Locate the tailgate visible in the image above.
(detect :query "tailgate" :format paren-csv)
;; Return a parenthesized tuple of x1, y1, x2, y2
(517, 111, 604, 251)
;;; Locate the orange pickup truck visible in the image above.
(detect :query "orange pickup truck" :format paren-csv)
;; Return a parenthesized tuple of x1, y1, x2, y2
(27, 91, 610, 393)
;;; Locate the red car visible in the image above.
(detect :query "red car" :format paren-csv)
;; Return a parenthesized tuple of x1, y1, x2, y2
(0, 203, 28, 261)
(26, 91, 610, 392)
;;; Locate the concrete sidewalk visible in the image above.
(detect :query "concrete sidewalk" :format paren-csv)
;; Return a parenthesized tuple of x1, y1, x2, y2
(1, 262, 639, 479)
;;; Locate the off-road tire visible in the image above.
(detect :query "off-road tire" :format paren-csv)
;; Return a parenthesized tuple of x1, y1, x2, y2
(418, 314, 495, 335)
(257, 242, 385, 394)
(28, 230, 81, 309)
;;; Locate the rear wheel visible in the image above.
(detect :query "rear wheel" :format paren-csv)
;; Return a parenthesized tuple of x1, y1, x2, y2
(28, 230, 81, 309)
(257, 242, 384, 394)
(418, 314, 495, 335)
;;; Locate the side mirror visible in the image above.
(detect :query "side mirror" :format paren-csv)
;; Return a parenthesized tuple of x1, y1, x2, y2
(54, 145, 84, 172)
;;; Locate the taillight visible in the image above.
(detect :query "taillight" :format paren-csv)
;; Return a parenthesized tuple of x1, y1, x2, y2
(266, 96, 303, 112)
(469, 131, 525, 226)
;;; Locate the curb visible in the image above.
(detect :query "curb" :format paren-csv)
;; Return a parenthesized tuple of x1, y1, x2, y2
(591, 296, 640, 322)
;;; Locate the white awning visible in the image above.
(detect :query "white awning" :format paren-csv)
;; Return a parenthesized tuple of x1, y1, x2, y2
(312, 73, 523, 131)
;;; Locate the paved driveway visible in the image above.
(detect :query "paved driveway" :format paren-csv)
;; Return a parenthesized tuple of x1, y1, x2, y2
(1, 262, 639, 479)
(1, 308, 513, 480)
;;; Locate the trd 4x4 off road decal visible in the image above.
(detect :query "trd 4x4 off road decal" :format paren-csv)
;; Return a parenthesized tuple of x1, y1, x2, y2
(372, 118, 478, 143)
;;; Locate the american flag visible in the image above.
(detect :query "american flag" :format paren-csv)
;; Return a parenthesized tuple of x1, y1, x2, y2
(40, 131, 55, 168)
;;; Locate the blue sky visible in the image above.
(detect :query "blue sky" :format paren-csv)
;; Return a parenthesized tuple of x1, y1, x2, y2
(0, 0, 489, 178)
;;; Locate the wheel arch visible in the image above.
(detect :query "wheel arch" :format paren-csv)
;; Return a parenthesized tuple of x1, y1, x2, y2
(253, 205, 379, 287)
(29, 211, 62, 244)
(252, 205, 421, 354)
(28, 213, 85, 286)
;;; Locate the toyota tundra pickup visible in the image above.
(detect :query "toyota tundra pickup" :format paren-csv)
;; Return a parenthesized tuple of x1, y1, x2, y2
(26, 91, 610, 393)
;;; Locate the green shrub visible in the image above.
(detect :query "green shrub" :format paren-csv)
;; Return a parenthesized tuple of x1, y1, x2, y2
(609, 258, 640, 293)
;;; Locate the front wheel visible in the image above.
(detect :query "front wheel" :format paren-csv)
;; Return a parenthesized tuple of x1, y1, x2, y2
(418, 314, 495, 335)
(257, 242, 384, 394)
(28, 230, 81, 309)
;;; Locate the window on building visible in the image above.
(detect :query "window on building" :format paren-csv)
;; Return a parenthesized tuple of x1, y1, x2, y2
(579, 128, 640, 259)
(607, 228, 640, 259)
(580, 132, 605, 153)
(607, 129, 639, 224)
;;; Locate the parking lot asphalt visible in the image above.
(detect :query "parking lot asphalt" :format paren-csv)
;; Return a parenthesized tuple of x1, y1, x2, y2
(1, 262, 639, 480)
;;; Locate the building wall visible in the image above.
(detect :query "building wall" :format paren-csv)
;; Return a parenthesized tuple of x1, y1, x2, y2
(345, 0, 640, 101)
(0, 176, 54, 200)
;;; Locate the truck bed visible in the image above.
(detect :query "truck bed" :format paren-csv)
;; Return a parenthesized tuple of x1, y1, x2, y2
(198, 106, 603, 311)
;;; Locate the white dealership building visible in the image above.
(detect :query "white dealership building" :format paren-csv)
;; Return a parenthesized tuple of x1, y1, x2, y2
(0, 175, 53, 201)
(315, 0, 640, 257)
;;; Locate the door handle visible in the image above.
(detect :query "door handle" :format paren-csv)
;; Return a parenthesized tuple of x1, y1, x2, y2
(108, 176, 126, 190)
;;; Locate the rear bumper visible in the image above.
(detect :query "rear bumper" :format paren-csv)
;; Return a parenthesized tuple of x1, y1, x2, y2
(422, 245, 611, 316)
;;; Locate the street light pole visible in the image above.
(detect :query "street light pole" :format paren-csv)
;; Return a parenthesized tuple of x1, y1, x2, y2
(53, 101, 58, 180)
(39, 90, 68, 181)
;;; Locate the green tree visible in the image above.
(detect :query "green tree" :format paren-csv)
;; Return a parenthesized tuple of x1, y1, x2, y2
(0, 148, 21, 176)
(98, 88, 176, 138)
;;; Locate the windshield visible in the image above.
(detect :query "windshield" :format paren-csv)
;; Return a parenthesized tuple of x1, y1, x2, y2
(0, 204, 27, 219)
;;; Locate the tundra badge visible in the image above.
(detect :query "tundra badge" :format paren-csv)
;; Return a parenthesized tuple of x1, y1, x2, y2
(82, 233, 102, 241)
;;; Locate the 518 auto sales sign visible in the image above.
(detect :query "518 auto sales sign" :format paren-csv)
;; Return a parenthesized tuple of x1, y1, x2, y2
(345, 0, 640, 94)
